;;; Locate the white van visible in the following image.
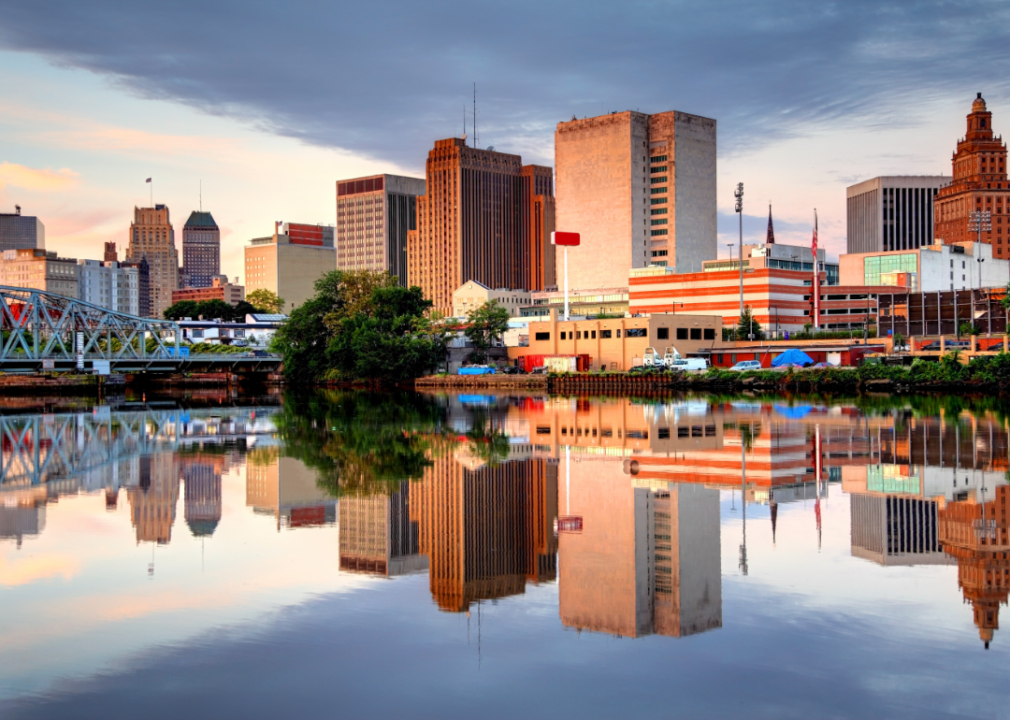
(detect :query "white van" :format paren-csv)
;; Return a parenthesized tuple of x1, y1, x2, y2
(669, 357, 709, 372)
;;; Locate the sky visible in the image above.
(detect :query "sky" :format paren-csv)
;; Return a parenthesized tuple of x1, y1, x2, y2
(1, 0, 1009, 281)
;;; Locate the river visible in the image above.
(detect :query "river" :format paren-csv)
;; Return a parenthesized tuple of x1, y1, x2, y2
(0, 390, 1006, 719)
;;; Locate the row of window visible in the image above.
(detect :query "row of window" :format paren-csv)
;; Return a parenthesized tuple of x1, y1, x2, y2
(652, 229, 668, 236)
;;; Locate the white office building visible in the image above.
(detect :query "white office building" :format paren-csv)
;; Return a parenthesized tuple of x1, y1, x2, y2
(77, 260, 140, 315)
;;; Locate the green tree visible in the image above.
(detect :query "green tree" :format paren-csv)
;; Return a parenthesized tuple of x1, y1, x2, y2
(272, 270, 441, 383)
(246, 288, 285, 314)
(736, 306, 765, 341)
(960, 321, 981, 337)
(163, 300, 199, 320)
(231, 301, 259, 321)
(194, 299, 237, 321)
(464, 300, 510, 363)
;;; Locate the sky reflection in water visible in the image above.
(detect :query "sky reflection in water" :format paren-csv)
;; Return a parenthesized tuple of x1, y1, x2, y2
(0, 391, 1007, 719)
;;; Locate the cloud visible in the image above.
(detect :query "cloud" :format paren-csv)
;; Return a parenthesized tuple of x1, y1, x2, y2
(0, 1, 1008, 169)
(0, 554, 79, 587)
(0, 162, 78, 191)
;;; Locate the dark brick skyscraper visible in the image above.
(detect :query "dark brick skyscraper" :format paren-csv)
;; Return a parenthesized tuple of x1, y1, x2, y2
(407, 138, 555, 316)
(181, 211, 220, 288)
(935, 93, 1010, 258)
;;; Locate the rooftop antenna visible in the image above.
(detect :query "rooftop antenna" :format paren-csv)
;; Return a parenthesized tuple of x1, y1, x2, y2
(473, 82, 478, 149)
(462, 106, 467, 145)
(199, 180, 203, 212)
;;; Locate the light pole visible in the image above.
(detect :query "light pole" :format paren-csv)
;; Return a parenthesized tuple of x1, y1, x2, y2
(735, 183, 744, 323)
(968, 211, 991, 337)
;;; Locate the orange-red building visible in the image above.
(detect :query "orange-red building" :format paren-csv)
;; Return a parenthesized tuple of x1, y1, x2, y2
(407, 138, 555, 316)
(935, 94, 1010, 258)
(171, 276, 245, 307)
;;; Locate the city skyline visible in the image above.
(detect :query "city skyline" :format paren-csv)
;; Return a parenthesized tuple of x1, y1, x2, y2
(2, 3, 1008, 283)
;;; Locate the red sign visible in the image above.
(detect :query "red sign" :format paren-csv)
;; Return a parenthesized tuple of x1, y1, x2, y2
(555, 516, 584, 534)
(551, 231, 580, 246)
(287, 223, 324, 246)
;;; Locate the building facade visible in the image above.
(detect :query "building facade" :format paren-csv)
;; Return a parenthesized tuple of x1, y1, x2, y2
(181, 211, 220, 288)
(77, 259, 140, 315)
(171, 276, 245, 307)
(935, 94, 1010, 258)
(554, 110, 717, 288)
(846, 176, 949, 254)
(0, 249, 79, 297)
(120, 257, 150, 317)
(516, 311, 721, 371)
(840, 241, 1008, 292)
(0, 207, 45, 251)
(407, 138, 556, 316)
(125, 205, 178, 318)
(244, 222, 336, 313)
(335, 174, 425, 285)
(628, 266, 892, 334)
(703, 240, 838, 285)
(452, 280, 530, 318)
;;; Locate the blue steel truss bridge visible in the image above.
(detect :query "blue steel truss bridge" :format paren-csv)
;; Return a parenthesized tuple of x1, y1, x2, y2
(0, 286, 281, 374)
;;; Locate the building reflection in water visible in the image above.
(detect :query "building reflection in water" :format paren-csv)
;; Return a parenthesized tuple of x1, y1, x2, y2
(339, 480, 428, 577)
(182, 460, 223, 538)
(939, 485, 1010, 649)
(409, 448, 558, 612)
(246, 455, 337, 531)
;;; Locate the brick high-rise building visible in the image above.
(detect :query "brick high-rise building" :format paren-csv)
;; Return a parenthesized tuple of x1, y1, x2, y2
(104, 242, 118, 262)
(126, 205, 178, 318)
(336, 174, 425, 286)
(181, 211, 220, 288)
(555, 110, 716, 289)
(935, 93, 1010, 259)
(407, 139, 555, 316)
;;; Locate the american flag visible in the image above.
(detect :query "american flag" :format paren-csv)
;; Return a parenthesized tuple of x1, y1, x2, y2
(146, 178, 151, 183)
(811, 210, 818, 258)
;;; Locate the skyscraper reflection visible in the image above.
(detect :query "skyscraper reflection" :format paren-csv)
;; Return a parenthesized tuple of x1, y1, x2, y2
(939, 485, 1010, 649)
(182, 460, 223, 538)
(339, 480, 428, 577)
(128, 453, 179, 544)
(410, 450, 558, 612)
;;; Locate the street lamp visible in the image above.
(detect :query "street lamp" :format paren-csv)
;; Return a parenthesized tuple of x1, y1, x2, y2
(735, 183, 744, 322)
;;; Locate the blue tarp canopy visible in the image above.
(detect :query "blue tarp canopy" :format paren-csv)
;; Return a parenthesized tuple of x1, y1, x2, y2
(771, 349, 814, 367)
(774, 404, 813, 419)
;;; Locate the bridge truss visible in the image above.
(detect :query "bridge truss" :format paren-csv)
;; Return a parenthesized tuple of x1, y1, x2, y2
(0, 285, 180, 365)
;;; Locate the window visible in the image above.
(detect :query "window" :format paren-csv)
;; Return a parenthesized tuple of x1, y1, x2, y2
(690, 328, 701, 340)
(651, 229, 668, 236)
(535, 332, 550, 341)
(676, 328, 688, 340)
(651, 155, 668, 163)
(626, 328, 647, 337)
(704, 329, 715, 340)
(650, 166, 667, 173)
(616, 329, 621, 338)
(657, 328, 669, 339)
(658, 428, 670, 439)
(576, 331, 582, 339)
(651, 219, 668, 226)
(650, 188, 666, 195)
(601, 329, 612, 339)
(650, 198, 666, 205)
(651, 208, 668, 215)
(591, 330, 597, 339)
(650, 176, 667, 184)
(560, 331, 566, 340)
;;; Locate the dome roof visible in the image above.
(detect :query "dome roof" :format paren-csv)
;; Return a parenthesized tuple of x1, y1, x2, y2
(973, 92, 987, 112)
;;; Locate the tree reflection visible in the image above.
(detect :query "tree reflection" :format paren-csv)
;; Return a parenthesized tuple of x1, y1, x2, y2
(276, 390, 450, 497)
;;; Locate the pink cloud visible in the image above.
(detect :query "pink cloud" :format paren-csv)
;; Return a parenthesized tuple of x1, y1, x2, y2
(0, 162, 79, 191)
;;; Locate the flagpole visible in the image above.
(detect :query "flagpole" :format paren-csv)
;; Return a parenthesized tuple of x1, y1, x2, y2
(150, 179, 153, 207)
(812, 209, 820, 330)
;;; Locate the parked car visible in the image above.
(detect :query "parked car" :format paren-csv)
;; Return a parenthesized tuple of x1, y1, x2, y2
(921, 340, 969, 351)
(503, 365, 524, 375)
(668, 357, 709, 372)
(530, 365, 548, 375)
(729, 360, 762, 372)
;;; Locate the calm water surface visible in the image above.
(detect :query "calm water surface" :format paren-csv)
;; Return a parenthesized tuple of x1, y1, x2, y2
(1, 390, 1008, 719)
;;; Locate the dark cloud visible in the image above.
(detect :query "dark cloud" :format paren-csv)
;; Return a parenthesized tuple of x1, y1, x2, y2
(2, 0, 1009, 169)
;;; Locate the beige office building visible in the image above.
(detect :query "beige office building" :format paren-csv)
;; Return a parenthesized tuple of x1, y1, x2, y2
(244, 222, 337, 313)
(0, 248, 79, 297)
(555, 110, 717, 289)
(452, 280, 530, 318)
(126, 205, 178, 318)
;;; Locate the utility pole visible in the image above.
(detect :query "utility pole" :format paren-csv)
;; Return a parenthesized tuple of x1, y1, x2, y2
(735, 183, 744, 323)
